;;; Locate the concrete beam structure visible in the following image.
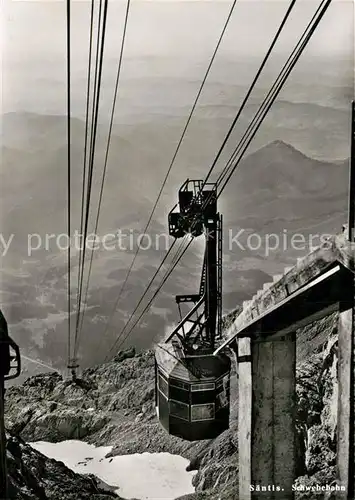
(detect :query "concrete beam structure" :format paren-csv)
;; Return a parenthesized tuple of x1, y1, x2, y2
(216, 234, 355, 355)
(217, 234, 355, 499)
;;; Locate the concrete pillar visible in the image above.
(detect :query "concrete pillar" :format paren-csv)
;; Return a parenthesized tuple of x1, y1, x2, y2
(238, 337, 252, 500)
(237, 332, 296, 500)
(337, 269, 354, 499)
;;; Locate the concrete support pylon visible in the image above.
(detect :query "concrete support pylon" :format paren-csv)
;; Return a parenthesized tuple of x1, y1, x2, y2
(237, 332, 296, 499)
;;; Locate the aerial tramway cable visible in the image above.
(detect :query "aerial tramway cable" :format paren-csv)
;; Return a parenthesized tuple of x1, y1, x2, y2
(216, 0, 333, 196)
(103, 238, 181, 360)
(102, 0, 298, 359)
(183, 0, 332, 221)
(182, 0, 300, 239)
(187, 0, 327, 232)
(105, 0, 237, 316)
(66, 0, 72, 370)
(73, 0, 109, 364)
(202, 0, 297, 189)
(75, 0, 95, 354)
(98, 0, 241, 352)
(186, 0, 333, 235)
(103, 0, 333, 360)
(74, 0, 131, 360)
(74, 0, 104, 355)
(99, 0, 239, 352)
(75, 0, 105, 346)
(106, 235, 194, 357)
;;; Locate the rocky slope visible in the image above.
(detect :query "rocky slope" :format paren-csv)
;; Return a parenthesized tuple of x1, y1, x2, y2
(294, 313, 339, 497)
(5, 346, 238, 461)
(5, 311, 340, 500)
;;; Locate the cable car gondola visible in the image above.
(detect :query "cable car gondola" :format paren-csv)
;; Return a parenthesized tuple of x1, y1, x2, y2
(155, 180, 231, 441)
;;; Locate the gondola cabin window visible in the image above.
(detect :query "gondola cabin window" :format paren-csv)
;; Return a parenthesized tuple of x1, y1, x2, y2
(191, 382, 215, 392)
(169, 399, 189, 421)
(170, 378, 189, 391)
(191, 403, 215, 421)
(216, 375, 229, 409)
(158, 373, 168, 399)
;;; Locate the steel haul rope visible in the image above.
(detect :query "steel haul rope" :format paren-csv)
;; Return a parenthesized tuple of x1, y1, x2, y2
(103, 0, 333, 361)
(75, 0, 132, 359)
(73, 0, 109, 370)
(66, 0, 72, 371)
(217, 0, 333, 196)
(100, 0, 240, 352)
(75, 0, 95, 352)
(75, 0, 104, 360)
(103, 0, 298, 359)
(104, 239, 180, 360)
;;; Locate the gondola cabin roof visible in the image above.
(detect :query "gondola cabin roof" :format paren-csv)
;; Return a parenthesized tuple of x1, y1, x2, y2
(155, 342, 230, 382)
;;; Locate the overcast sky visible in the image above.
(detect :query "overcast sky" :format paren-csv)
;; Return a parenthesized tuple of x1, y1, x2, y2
(2, 0, 353, 60)
(1, 0, 353, 116)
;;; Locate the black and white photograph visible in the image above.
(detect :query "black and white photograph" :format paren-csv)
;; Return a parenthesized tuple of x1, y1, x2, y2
(1, 0, 354, 498)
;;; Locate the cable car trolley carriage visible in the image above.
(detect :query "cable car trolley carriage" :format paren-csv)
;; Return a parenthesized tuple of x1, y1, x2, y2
(155, 180, 231, 441)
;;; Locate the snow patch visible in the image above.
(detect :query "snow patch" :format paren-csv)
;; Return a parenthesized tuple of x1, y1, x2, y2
(29, 440, 196, 500)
